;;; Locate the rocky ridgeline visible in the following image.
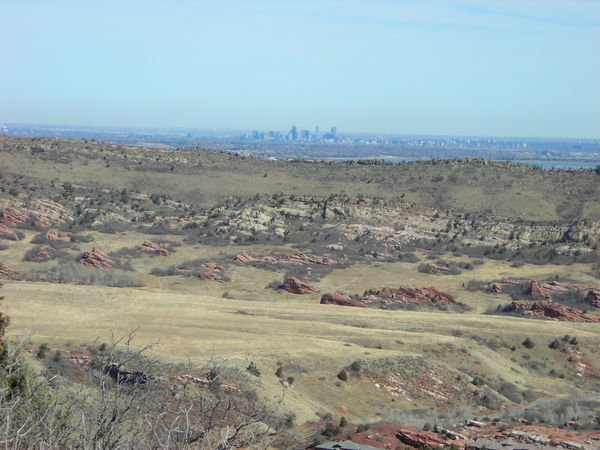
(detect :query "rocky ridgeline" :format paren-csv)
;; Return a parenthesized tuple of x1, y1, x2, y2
(0, 202, 71, 229)
(362, 287, 467, 310)
(233, 251, 336, 266)
(318, 287, 464, 310)
(79, 248, 113, 268)
(186, 197, 600, 256)
(502, 300, 600, 323)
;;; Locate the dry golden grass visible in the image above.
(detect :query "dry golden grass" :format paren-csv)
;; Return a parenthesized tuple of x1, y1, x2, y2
(3, 272, 599, 422)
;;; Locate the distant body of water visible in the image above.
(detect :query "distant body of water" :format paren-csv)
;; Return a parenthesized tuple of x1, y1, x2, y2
(320, 156, 599, 169)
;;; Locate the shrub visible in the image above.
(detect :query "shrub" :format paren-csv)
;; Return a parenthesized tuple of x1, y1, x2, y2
(549, 339, 560, 349)
(25, 262, 143, 288)
(337, 369, 348, 382)
(246, 361, 261, 377)
(522, 338, 535, 349)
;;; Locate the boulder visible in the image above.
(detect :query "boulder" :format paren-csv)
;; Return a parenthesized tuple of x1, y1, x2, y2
(282, 276, 318, 294)
(44, 230, 71, 242)
(79, 248, 114, 268)
(502, 300, 600, 323)
(138, 241, 169, 256)
(585, 289, 600, 309)
(489, 282, 502, 294)
(0, 224, 19, 241)
(233, 251, 256, 264)
(320, 291, 366, 308)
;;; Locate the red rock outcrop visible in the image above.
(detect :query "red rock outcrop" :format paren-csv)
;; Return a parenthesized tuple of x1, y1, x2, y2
(320, 291, 366, 308)
(200, 261, 225, 272)
(138, 241, 169, 256)
(32, 217, 52, 229)
(341, 424, 470, 449)
(44, 230, 71, 242)
(0, 208, 30, 227)
(424, 263, 449, 274)
(0, 224, 19, 241)
(396, 427, 470, 449)
(233, 251, 256, 264)
(198, 271, 224, 282)
(502, 300, 600, 323)
(362, 287, 464, 308)
(79, 248, 113, 268)
(197, 261, 226, 282)
(0, 263, 20, 279)
(489, 282, 502, 294)
(282, 276, 318, 294)
(30, 245, 54, 262)
(585, 289, 600, 309)
(234, 251, 336, 266)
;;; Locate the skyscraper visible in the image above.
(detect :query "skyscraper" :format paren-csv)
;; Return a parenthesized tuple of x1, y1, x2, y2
(289, 125, 298, 140)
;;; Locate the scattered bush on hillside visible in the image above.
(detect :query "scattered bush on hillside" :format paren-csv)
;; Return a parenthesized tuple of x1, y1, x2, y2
(522, 338, 535, 349)
(25, 261, 143, 287)
(0, 326, 290, 448)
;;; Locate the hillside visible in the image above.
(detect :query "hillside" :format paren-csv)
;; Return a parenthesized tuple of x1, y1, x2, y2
(1, 136, 599, 447)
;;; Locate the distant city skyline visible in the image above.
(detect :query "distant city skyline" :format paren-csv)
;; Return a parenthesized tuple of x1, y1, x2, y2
(1, 1, 599, 139)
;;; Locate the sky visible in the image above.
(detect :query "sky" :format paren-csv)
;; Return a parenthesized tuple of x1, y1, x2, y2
(1, 0, 599, 138)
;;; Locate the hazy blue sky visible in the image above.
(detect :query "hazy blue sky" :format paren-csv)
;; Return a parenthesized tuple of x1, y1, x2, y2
(1, 1, 599, 138)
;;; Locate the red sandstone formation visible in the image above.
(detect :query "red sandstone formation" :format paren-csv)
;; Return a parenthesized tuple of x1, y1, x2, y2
(0, 208, 30, 227)
(395, 427, 469, 449)
(44, 230, 71, 242)
(320, 291, 366, 308)
(489, 282, 502, 294)
(198, 271, 224, 282)
(233, 251, 336, 266)
(138, 241, 169, 256)
(502, 300, 600, 323)
(0, 263, 20, 279)
(32, 217, 52, 229)
(200, 261, 225, 272)
(340, 421, 600, 450)
(362, 287, 463, 308)
(79, 248, 114, 268)
(0, 224, 19, 241)
(31, 245, 54, 262)
(424, 263, 449, 274)
(197, 261, 226, 282)
(585, 289, 600, 309)
(233, 251, 256, 264)
(282, 276, 318, 294)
